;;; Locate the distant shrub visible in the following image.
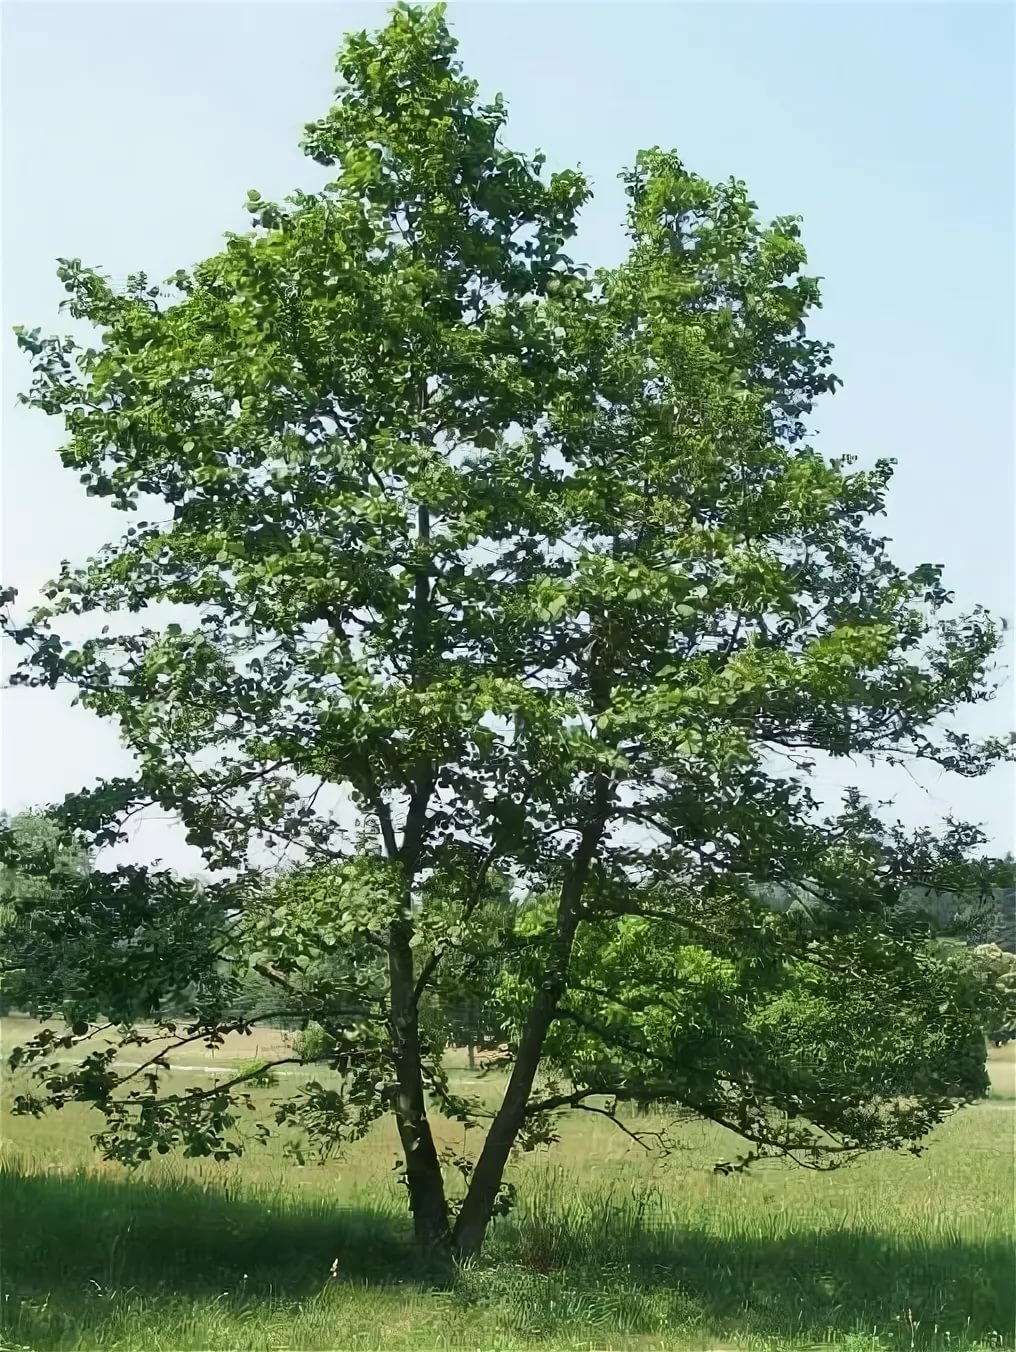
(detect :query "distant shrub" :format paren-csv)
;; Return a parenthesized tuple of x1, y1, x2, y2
(292, 1021, 334, 1063)
(235, 1058, 279, 1088)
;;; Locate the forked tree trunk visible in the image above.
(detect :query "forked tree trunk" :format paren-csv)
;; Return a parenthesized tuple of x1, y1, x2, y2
(452, 796, 608, 1259)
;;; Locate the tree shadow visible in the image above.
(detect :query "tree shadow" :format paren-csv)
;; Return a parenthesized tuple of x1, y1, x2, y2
(2, 1164, 429, 1300)
(3, 1165, 1012, 1349)
(658, 1228, 1008, 1339)
(493, 1214, 1014, 1346)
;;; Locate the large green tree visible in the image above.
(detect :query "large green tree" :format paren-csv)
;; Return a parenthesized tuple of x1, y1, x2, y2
(4, 4, 1013, 1261)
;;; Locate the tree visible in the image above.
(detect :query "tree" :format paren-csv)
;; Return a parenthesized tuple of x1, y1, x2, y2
(3, 2, 1013, 1262)
(0, 808, 237, 1027)
(933, 939, 1016, 1039)
(0, 811, 89, 1014)
(898, 869, 1015, 949)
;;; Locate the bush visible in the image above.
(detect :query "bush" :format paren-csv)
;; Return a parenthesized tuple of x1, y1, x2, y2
(235, 1059, 279, 1088)
(292, 1021, 334, 1064)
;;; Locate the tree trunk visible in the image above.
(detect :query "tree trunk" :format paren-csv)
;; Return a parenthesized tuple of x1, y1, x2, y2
(452, 790, 609, 1260)
(384, 483, 452, 1260)
(466, 995, 481, 1071)
(388, 916, 452, 1258)
(452, 970, 565, 1259)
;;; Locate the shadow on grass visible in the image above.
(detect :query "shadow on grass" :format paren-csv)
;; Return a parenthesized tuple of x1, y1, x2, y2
(481, 1200, 1015, 1348)
(1, 1161, 426, 1298)
(2, 1162, 1012, 1349)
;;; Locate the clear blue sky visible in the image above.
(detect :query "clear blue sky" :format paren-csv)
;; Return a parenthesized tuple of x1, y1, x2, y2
(2, 1, 1013, 869)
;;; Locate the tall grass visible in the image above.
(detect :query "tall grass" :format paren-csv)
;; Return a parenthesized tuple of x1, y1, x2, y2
(2, 1035, 1013, 1350)
(2, 1105, 1012, 1351)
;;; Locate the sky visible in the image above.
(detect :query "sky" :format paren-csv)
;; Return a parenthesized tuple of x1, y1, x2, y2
(1, 0, 1013, 871)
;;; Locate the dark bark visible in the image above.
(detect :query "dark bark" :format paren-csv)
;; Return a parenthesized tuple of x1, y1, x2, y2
(451, 779, 610, 1259)
(381, 482, 452, 1257)
(388, 913, 452, 1255)
(375, 765, 449, 1253)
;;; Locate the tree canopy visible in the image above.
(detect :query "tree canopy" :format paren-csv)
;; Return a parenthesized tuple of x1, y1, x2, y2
(3, 2, 1013, 1262)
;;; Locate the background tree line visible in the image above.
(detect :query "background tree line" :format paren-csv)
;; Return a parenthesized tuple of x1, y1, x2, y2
(4, 809, 1013, 1039)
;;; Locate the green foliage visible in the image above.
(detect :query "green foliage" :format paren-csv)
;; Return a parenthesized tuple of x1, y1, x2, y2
(0, 811, 88, 1014)
(935, 941, 1016, 1034)
(0, 813, 242, 1026)
(292, 1020, 335, 1063)
(497, 899, 994, 1163)
(3, 2, 1013, 1257)
(234, 1059, 279, 1089)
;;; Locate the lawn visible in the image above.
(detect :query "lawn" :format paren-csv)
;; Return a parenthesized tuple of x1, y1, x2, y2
(1, 1021, 1013, 1352)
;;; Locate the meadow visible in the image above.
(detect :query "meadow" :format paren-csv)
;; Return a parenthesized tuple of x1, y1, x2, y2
(1, 1019, 1013, 1352)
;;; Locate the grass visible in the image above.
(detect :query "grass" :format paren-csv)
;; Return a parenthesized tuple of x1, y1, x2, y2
(1, 1023, 1013, 1351)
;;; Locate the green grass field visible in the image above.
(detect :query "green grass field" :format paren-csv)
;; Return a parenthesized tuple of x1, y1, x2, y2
(1, 1019, 1013, 1352)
